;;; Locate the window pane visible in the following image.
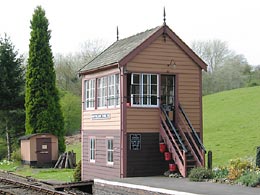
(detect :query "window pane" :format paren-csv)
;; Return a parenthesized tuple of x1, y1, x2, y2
(132, 85, 140, 94)
(110, 152, 113, 162)
(151, 85, 157, 94)
(143, 74, 147, 84)
(110, 139, 113, 148)
(107, 139, 113, 163)
(151, 95, 157, 105)
(133, 95, 140, 104)
(133, 74, 139, 84)
(151, 75, 157, 84)
(90, 138, 95, 161)
(143, 85, 147, 94)
(143, 95, 147, 105)
(85, 79, 95, 109)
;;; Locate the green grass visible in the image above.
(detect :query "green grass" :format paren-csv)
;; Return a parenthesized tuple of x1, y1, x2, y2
(16, 167, 74, 182)
(0, 142, 81, 182)
(203, 86, 260, 167)
(0, 160, 20, 172)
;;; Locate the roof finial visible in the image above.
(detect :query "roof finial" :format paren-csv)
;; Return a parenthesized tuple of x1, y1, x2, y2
(116, 26, 119, 41)
(163, 7, 166, 26)
(163, 7, 167, 42)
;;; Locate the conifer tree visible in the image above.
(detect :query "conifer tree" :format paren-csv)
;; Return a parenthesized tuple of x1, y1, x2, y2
(25, 6, 65, 152)
(0, 34, 25, 160)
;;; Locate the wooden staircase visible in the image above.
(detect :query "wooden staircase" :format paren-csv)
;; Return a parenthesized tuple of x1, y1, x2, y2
(159, 104, 206, 177)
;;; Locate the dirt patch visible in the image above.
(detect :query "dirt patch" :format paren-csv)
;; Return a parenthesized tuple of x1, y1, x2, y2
(65, 133, 81, 145)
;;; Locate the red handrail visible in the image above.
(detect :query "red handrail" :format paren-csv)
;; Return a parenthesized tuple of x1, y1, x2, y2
(159, 111, 187, 177)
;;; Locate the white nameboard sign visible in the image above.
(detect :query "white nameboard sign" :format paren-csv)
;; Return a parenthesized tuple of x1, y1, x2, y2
(91, 113, 111, 120)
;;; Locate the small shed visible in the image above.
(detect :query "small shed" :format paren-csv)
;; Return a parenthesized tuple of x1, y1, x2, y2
(20, 133, 58, 167)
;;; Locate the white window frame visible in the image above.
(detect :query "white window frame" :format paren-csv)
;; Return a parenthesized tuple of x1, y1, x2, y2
(106, 137, 114, 165)
(84, 79, 95, 110)
(131, 73, 159, 107)
(97, 77, 107, 108)
(108, 74, 120, 108)
(89, 137, 96, 163)
(97, 74, 120, 109)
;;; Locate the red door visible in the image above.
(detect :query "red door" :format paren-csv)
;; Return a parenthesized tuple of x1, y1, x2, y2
(36, 138, 52, 165)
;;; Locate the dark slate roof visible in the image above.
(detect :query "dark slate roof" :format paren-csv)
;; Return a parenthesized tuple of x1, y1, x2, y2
(79, 26, 162, 73)
(19, 133, 54, 140)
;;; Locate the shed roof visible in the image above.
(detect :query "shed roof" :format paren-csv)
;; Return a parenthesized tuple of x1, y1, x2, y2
(19, 133, 56, 140)
(79, 25, 207, 74)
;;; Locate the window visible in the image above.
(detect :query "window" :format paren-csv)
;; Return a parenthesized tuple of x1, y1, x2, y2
(89, 137, 96, 162)
(108, 74, 120, 107)
(98, 74, 119, 108)
(97, 77, 107, 107)
(84, 79, 95, 109)
(107, 138, 113, 165)
(131, 73, 158, 106)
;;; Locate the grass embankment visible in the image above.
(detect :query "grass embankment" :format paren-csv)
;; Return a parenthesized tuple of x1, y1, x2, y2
(0, 142, 81, 182)
(203, 86, 260, 167)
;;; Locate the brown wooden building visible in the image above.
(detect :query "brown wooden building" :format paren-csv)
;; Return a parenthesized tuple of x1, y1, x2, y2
(20, 133, 58, 167)
(79, 24, 207, 180)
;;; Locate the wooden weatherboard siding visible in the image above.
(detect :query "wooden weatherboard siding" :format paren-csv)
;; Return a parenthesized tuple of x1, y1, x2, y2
(82, 108, 120, 131)
(82, 130, 121, 180)
(127, 133, 168, 177)
(126, 108, 160, 133)
(127, 35, 201, 132)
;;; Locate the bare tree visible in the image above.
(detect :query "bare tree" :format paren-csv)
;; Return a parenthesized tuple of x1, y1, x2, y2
(191, 39, 231, 73)
(192, 39, 251, 95)
(54, 39, 106, 96)
(80, 39, 107, 63)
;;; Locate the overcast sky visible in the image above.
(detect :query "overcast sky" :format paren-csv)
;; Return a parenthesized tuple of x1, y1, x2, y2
(1, 0, 259, 65)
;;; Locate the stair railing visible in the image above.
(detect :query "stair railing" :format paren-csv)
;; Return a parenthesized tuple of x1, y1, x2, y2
(178, 103, 206, 152)
(178, 103, 206, 166)
(176, 114, 203, 167)
(161, 105, 187, 153)
(160, 106, 188, 177)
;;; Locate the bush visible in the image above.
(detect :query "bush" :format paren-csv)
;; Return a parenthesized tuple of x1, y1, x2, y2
(73, 160, 81, 182)
(188, 167, 213, 182)
(11, 148, 21, 162)
(212, 167, 229, 179)
(228, 158, 253, 180)
(237, 171, 260, 187)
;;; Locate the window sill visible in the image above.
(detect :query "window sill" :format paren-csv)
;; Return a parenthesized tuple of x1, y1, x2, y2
(107, 162, 114, 166)
(130, 105, 159, 108)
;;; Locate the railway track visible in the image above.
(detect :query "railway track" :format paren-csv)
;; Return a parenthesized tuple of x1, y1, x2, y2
(0, 171, 91, 195)
(0, 176, 67, 195)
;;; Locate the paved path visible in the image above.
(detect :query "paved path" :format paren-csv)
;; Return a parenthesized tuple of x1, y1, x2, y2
(111, 176, 260, 195)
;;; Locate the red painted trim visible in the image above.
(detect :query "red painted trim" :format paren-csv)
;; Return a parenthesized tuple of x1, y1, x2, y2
(122, 73, 127, 177)
(94, 78, 97, 110)
(199, 70, 205, 165)
(175, 74, 179, 123)
(199, 71, 203, 141)
(79, 63, 118, 76)
(120, 67, 128, 177)
(81, 78, 85, 130)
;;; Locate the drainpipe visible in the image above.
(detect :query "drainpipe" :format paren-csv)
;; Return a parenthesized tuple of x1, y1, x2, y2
(118, 63, 126, 178)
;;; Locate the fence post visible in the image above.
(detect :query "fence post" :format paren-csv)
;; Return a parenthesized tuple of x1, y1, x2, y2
(256, 146, 260, 167)
(207, 150, 212, 170)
